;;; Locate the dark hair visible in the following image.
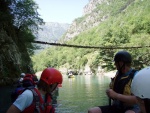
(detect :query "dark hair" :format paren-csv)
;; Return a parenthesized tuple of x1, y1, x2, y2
(37, 80, 51, 93)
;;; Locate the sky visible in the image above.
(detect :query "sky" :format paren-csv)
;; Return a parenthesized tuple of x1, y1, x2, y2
(34, 0, 89, 24)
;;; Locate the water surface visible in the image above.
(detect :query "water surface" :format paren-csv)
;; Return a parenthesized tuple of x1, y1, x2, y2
(55, 75, 111, 113)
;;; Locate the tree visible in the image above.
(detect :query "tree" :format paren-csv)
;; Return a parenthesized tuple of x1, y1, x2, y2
(10, 0, 44, 32)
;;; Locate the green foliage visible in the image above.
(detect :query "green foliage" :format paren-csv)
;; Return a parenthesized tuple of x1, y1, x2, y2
(10, 0, 44, 32)
(0, 0, 44, 80)
(10, 0, 44, 54)
(32, 0, 150, 72)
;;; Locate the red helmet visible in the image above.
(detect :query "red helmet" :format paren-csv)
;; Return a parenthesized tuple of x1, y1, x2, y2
(23, 74, 36, 87)
(40, 68, 63, 85)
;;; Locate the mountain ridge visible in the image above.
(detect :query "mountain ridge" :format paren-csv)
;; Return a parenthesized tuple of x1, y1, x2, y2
(34, 22, 70, 51)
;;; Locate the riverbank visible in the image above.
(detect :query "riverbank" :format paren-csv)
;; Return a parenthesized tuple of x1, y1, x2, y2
(36, 70, 117, 79)
(103, 70, 116, 78)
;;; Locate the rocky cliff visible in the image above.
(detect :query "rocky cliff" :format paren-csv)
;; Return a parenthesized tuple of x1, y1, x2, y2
(0, 30, 32, 86)
(63, 0, 109, 41)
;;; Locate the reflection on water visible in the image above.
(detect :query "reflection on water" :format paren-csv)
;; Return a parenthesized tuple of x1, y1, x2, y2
(55, 75, 111, 113)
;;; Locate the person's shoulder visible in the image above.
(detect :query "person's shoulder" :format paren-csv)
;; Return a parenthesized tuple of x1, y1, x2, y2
(13, 89, 34, 111)
(134, 70, 139, 75)
(21, 89, 34, 97)
(132, 69, 139, 77)
(19, 89, 34, 103)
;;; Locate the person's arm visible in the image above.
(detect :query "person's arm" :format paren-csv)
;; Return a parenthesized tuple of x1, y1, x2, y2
(7, 89, 33, 113)
(115, 93, 137, 105)
(6, 104, 21, 113)
(106, 89, 138, 105)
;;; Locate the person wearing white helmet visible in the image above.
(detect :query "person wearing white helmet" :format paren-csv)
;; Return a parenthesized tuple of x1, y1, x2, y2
(19, 73, 25, 82)
(20, 73, 25, 77)
(131, 66, 150, 113)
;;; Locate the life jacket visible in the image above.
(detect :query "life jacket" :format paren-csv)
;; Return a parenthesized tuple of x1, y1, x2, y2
(22, 88, 55, 113)
(110, 69, 138, 109)
(110, 69, 137, 95)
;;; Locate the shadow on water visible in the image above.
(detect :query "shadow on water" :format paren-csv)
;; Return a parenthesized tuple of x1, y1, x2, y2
(0, 86, 15, 113)
(55, 75, 111, 113)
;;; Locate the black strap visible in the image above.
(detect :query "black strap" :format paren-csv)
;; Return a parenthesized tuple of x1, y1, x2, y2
(144, 99, 150, 113)
(121, 69, 137, 93)
(28, 88, 40, 113)
(113, 69, 137, 94)
(44, 93, 53, 113)
(45, 93, 52, 105)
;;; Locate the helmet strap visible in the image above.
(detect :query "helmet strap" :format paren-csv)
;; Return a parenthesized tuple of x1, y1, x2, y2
(118, 62, 125, 74)
(49, 83, 58, 93)
(144, 99, 150, 113)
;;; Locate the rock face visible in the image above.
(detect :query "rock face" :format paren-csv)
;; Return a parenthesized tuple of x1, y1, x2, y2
(0, 30, 33, 86)
(0, 30, 21, 77)
(83, 0, 109, 15)
(0, 31, 21, 66)
(62, 0, 109, 42)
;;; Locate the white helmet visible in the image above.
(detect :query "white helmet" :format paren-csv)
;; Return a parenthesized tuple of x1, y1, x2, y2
(131, 66, 150, 99)
(20, 73, 25, 77)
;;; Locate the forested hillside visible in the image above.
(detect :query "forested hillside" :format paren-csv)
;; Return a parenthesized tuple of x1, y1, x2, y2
(32, 0, 150, 74)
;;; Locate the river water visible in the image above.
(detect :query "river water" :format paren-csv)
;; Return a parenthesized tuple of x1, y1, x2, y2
(55, 75, 111, 113)
(0, 86, 15, 113)
(0, 74, 111, 113)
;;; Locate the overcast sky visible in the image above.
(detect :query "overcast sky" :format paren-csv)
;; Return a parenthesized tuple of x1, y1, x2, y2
(34, 0, 89, 24)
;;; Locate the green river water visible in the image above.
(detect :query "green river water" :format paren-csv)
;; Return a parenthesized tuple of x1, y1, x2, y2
(55, 75, 111, 113)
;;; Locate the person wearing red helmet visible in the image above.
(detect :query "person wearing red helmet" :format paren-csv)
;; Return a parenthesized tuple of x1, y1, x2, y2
(7, 67, 63, 113)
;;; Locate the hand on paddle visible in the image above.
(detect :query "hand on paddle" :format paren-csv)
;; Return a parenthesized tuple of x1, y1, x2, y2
(106, 89, 118, 100)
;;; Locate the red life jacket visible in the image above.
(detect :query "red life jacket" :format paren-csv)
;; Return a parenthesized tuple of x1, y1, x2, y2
(22, 88, 55, 113)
